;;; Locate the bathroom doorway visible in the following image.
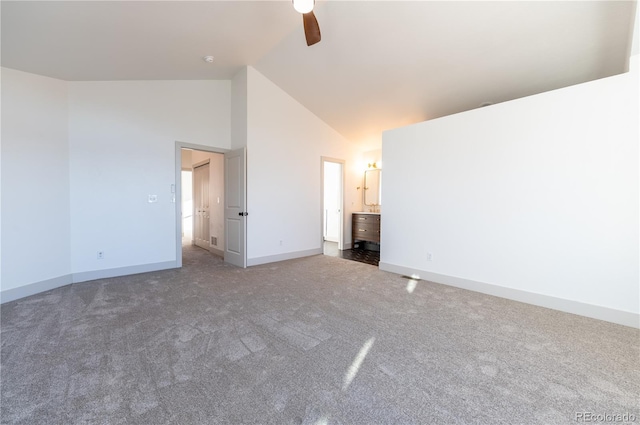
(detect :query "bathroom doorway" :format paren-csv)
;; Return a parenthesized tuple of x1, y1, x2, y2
(321, 157, 344, 256)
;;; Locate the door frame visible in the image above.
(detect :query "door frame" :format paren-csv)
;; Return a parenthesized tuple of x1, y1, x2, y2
(320, 157, 345, 251)
(175, 141, 229, 268)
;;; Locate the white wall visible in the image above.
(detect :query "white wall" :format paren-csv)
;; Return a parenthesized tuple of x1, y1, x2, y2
(68, 80, 230, 275)
(190, 150, 225, 253)
(245, 67, 362, 264)
(381, 65, 639, 327)
(231, 68, 248, 150)
(1, 68, 71, 296)
(0, 66, 365, 298)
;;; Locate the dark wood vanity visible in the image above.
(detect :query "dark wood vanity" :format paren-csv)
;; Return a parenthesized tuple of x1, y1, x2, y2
(352, 213, 381, 246)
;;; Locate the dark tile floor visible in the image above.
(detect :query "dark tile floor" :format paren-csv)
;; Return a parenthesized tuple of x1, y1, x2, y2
(323, 241, 380, 266)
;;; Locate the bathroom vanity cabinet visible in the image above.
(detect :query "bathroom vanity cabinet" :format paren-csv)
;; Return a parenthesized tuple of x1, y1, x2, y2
(352, 213, 381, 246)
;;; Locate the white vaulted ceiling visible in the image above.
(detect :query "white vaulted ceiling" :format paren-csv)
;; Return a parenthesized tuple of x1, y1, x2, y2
(1, 1, 636, 143)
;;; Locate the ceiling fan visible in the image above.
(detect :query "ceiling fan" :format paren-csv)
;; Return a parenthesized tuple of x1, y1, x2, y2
(292, 0, 321, 46)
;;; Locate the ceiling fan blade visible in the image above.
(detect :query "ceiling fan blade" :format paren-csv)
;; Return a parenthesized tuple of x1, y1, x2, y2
(302, 11, 321, 46)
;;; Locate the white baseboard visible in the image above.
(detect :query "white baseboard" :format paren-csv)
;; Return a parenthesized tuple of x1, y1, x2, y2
(0, 274, 73, 304)
(1, 261, 177, 304)
(247, 248, 323, 267)
(379, 262, 639, 329)
(72, 261, 177, 284)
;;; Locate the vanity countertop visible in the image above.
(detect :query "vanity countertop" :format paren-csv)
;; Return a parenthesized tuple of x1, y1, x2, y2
(355, 212, 380, 215)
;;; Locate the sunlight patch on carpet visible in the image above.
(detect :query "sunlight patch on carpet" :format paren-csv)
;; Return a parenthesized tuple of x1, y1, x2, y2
(403, 274, 421, 293)
(342, 337, 375, 391)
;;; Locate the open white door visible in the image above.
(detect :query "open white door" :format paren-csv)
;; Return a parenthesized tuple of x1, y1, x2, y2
(224, 147, 247, 267)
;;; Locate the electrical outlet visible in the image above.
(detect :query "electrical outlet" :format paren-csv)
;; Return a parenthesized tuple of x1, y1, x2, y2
(426, 252, 433, 261)
(97, 251, 105, 260)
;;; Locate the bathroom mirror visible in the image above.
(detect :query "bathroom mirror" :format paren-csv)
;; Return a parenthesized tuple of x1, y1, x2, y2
(364, 169, 381, 207)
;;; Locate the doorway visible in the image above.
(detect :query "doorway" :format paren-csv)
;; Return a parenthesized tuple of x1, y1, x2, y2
(184, 151, 224, 257)
(321, 157, 344, 256)
(175, 143, 247, 269)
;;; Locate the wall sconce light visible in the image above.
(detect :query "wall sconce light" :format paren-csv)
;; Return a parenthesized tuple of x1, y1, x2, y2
(368, 162, 377, 169)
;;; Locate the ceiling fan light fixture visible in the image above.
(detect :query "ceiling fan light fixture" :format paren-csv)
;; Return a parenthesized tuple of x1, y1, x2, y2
(293, 0, 314, 14)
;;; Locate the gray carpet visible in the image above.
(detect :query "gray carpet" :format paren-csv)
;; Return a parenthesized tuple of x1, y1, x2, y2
(1, 245, 638, 424)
